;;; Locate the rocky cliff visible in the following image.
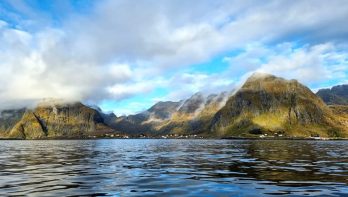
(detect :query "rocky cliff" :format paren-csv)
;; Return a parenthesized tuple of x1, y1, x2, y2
(316, 84, 348, 105)
(3, 100, 113, 139)
(0, 108, 26, 138)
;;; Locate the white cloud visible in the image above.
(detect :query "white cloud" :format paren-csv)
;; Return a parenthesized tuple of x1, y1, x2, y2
(0, 21, 134, 109)
(107, 83, 153, 100)
(225, 42, 348, 88)
(0, 0, 348, 111)
(108, 63, 133, 82)
(59, 0, 348, 69)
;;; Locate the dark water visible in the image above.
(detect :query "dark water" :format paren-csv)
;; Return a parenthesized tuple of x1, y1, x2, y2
(0, 140, 347, 196)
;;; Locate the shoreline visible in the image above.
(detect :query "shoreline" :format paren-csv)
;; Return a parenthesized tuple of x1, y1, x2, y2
(1, 136, 348, 141)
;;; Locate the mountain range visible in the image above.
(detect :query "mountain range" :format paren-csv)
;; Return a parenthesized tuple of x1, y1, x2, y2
(1, 73, 347, 139)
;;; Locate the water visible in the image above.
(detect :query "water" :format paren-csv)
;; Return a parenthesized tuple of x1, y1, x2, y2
(0, 139, 347, 196)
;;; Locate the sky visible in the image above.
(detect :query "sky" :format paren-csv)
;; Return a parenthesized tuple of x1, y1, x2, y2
(0, 0, 347, 115)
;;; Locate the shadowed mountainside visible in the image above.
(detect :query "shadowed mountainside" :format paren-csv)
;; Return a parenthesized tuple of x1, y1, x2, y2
(0, 108, 26, 138)
(316, 84, 348, 105)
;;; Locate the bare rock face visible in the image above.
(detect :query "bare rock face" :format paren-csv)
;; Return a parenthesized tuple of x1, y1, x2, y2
(0, 108, 26, 137)
(9, 111, 46, 139)
(7, 101, 113, 139)
(211, 73, 347, 138)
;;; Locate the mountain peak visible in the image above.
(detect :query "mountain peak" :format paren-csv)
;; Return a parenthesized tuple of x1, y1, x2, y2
(248, 72, 275, 79)
(317, 84, 348, 105)
(147, 101, 181, 120)
(211, 73, 347, 138)
(245, 72, 282, 83)
(246, 72, 299, 84)
(37, 98, 79, 107)
(242, 72, 301, 92)
(178, 92, 205, 114)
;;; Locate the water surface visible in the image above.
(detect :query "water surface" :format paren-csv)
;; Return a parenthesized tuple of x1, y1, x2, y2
(0, 139, 347, 196)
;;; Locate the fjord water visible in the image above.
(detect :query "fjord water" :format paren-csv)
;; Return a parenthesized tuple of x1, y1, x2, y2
(0, 140, 347, 196)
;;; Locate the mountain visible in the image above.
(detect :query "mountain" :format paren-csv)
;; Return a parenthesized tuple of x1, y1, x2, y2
(112, 92, 229, 136)
(316, 84, 348, 105)
(211, 73, 347, 138)
(0, 108, 26, 138)
(157, 92, 229, 135)
(108, 101, 180, 135)
(1, 100, 113, 139)
(148, 101, 183, 120)
(1, 73, 347, 139)
(109, 74, 348, 138)
(328, 105, 348, 130)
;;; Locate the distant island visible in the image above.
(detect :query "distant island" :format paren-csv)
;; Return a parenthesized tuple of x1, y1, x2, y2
(1, 73, 347, 140)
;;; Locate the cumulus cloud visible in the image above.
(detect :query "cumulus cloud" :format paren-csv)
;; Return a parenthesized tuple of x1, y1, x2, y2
(0, 0, 347, 111)
(224, 42, 348, 88)
(0, 21, 132, 109)
(68, 0, 348, 69)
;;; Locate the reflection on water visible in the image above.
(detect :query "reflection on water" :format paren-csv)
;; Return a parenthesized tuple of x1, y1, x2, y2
(0, 139, 347, 196)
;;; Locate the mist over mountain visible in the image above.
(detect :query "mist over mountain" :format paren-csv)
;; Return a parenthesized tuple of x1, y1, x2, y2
(111, 91, 230, 135)
(1, 73, 347, 139)
(1, 0, 347, 115)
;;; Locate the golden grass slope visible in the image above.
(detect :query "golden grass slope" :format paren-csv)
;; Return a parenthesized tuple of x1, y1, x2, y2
(211, 73, 348, 138)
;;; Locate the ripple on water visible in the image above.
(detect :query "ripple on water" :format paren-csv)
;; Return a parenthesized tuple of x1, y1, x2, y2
(0, 139, 347, 196)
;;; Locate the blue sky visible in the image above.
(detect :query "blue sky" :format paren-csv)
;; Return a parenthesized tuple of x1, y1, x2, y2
(0, 0, 347, 115)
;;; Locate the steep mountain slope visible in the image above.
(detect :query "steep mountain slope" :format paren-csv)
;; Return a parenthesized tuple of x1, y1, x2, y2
(156, 92, 228, 135)
(110, 101, 182, 135)
(113, 113, 152, 134)
(211, 73, 347, 138)
(112, 92, 229, 135)
(147, 101, 183, 120)
(316, 84, 348, 105)
(0, 108, 26, 138)
(6, 100, 113, 139)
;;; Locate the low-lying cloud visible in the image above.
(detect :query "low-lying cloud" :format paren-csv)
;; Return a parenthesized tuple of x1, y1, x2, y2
(0, 0, 347, 111)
